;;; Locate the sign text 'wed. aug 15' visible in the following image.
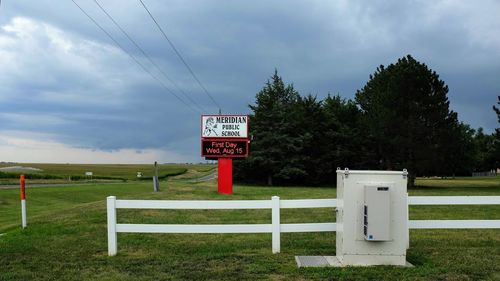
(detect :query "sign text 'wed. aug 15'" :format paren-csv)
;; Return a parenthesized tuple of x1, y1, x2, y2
(201, 139, 248, 158)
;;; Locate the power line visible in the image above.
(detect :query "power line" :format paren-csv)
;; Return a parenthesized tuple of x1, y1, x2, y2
(138, 0, 221, 113)
(93, 0, 206, 113)
(71, 0, 196, 112)
(71, 0, 200, 114)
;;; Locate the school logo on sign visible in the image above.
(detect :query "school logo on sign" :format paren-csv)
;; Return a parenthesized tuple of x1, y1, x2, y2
(203, 117, 219, 137)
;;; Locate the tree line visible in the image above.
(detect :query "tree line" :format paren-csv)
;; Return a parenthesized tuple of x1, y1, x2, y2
(234, 55, 499, 186)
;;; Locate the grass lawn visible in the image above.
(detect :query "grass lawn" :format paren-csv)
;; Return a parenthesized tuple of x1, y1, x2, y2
(0, 176, 499, 280)
(0, 163, 215, 184)
(416, 176, 500, 189)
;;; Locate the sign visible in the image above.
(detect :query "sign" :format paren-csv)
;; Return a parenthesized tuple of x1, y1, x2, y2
(201, 115, 248, 138)
(85, 172, 93, 176)
(200, 114, 250, 194)
(202, 139, 248, 158)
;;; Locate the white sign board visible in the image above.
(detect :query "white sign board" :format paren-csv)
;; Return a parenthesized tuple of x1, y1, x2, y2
(201, 115, 248, 138)
(85, 171, 93, 176)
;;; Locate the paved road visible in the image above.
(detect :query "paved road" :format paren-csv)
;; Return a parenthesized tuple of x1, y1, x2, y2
(191, 171, 217, 182)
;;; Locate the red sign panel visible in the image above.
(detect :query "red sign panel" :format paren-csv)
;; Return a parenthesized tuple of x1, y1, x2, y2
(202, 139, 248, 158)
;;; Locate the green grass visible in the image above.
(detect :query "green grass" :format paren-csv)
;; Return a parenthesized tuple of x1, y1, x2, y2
(416, 176, 500, 189)
(0, 163, 215, 183)
(0, 177, 499, 280)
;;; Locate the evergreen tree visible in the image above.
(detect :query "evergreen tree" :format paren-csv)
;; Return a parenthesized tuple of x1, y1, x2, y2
(492, 96, 500, 170)
(442, 122, 476, 176)
(494, 96, 500, 133)
(292, 94, 325, 184)
(320, 94, 375, 181)
(236, 61, 484, 185)
(355, 55, 461, 185)
(472, 128, 496, 172)
(235, 70, 301, 185)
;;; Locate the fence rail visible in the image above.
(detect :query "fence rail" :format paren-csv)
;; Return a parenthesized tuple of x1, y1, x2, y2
(107, 196, 337, 256)
(115, 199, 271, 209)
(408, 196, 500, 205)
(107, 195, 500, 256)
(472, 171, 497, 177)
(407, 196, 500, 229)
(409, 220, 500, 229)
(115, 224, 271, 233)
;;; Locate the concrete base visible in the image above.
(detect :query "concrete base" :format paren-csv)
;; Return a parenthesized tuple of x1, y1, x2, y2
(295, 256, 414, 268)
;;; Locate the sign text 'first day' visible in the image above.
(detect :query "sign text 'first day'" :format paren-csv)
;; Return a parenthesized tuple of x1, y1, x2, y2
(202, 139, 248, 158)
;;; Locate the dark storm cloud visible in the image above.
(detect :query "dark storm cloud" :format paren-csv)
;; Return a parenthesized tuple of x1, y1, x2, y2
(0, 0, 499, 162)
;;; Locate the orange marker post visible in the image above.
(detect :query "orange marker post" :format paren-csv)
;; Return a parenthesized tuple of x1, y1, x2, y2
(20, 175, 27, 228)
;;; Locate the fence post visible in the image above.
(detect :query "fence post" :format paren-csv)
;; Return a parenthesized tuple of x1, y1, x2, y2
(406, 192, 409, 249)
(272, 196, 280, 253)
(107, 196, 117, 256)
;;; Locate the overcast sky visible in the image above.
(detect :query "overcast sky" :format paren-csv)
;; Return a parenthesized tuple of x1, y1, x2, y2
(0, 0, 499, 163)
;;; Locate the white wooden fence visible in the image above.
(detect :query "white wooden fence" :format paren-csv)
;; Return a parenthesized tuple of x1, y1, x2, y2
(107, 196, 337, 256)
(107, 195, 500, 256)
(407, 196, 500, 229)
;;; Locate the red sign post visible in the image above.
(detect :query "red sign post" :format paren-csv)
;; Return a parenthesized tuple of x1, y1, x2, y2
(201, 115, 249, 194)
(217, 158, 233, 194)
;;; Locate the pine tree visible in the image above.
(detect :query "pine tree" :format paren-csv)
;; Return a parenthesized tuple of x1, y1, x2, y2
(236, 70, 301, 185)
(472, 127, 496, 172)
(494, 96, 500, 131)
(320, 94, 375, 181)
(492, 96, 500, 170)
(355, 55, 461, 185)
(291, 94, 324, 184)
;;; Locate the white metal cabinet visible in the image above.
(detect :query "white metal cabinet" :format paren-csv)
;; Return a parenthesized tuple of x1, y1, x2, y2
(335, 169, 408, 266)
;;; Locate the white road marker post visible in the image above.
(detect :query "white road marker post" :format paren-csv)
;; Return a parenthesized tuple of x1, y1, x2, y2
(20, 175, 27, 228)
(272, 196, 280, 253)
(107, 196, 117, 256)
